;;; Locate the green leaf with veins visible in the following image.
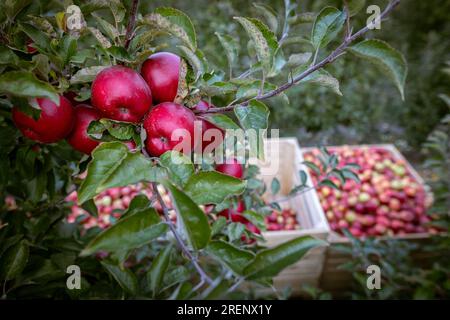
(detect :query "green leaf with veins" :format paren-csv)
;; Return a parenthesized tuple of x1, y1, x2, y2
(299, 69, 342, 96)
(145, 7, 197, 51)
(347, 39, 407, 100)
(234, 17, 279, 70)
(81, 208, 167, 256)
(215, 33, 239, 75)
(0, 240, 29, 280)
(207, 240, 255, 275)
(78, 142, 167, 203)
(253, 3, 278, 33)
(160, 150, 194, 187)
(164, 182, 211, 250)
(0, 71, 59, 104)
(201, 114, 240, 130)
(70, 66, 108, 84)
(311, 7, 346, 49)
(243, 236, 326, 279)
(184, 171, 247, 205)
(101, 261, 138, 295)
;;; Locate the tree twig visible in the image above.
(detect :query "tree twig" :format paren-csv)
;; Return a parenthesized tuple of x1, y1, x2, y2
(151, 182, 214, 285)
(124, 0, 140, 49)
(202, 0, 401, 114)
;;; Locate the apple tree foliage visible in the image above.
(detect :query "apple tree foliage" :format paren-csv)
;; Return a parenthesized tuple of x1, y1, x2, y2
(0, 0, 406, 299)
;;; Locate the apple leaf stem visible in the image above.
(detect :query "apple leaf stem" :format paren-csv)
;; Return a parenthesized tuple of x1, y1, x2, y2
(124, 0, 140, 49)
(202, 0, 401, 114)
(151, 182, 214, 286)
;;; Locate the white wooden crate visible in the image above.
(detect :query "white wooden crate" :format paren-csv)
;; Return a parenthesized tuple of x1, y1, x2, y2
(249, 137, 329, 295)
(301, 144, 434, 293)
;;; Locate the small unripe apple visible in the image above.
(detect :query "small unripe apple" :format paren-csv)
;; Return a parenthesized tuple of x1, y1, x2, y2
(141, 52, 181, 103)
(91, 65, 152, 122)
(143, 102, 196, 156)
(66, 105, 102, 154)
(215, 158, 244, 179)
(12, 96, 74, 143)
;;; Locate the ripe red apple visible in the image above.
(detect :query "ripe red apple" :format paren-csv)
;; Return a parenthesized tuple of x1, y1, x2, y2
(218, 201, 246, 223)
(12, 96, 74, 143)
(91, 65, 152, 122)
(143, 102, 196, 156)
(141, 52, 181, 104)
(192, 101, 225, 152)
(215, 158, 243, 179)
(66, 105, 102, 154)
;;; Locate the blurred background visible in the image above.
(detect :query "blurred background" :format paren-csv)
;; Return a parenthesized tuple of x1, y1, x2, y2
(151, 0, 450, 161)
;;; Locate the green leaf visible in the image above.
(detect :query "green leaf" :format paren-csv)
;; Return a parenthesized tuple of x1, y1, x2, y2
(81, 199, 98, 217)
(346, 0, 366, 17)
(319, 179, 339, 190)
(145, 7, 197, 51)
(227, 222, 246, 242)
(299, 69, 342, 96)
(286, 52, 312, 68)
(164, 182, 211, 250)
(0, 71, 58, 103)
(88, 27, 112, 48)
(88, 119, 135, 141)
(235, 80, 277, 100)
(101, 261, 138, 295)
(207, 240, 255, 275)
(81, 208, 168, 256)
(107, 46, 132, 63)
(70, 66, 108, 84)
(149, 245, 172, 295)
(211, 216, 227, 236)
(234, 17, 279, 70)
(235, 100, 269, 131)
(91, 12, 119, 41)
(201, 114, 240, 130)
(243, 236, 326, 279)
(303, 161, 321, 176)
(184, 171, 246, 205)
(0, 240, 29, 280)
(289, 12, 316, 25)
(178, 45, 207, 81)
(20, 23, 51, 52)
(4, 0, 32, 21)
(311, 7, 346, 49)
(271, 178, 280, 195)
(215, 33, 239, 76)
(347, 39, 407, 100)
(78, 142, 167, 204)
(253, 3, 278, 33)
(243, 210, 266, 231)
(341, 169, 360, 183)
(0, 45, 19, 66)
(160, 151, 194, 187)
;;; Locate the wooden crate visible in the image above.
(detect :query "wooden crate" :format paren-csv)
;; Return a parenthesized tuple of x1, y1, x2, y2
(251, 138, 329, 296)
(301, 144, 434, 294)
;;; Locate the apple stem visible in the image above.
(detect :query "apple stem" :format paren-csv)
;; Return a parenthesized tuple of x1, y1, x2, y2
(124, 0, 140, 50)
(201, 0, 401, 114)
(151, 182, 214, 286)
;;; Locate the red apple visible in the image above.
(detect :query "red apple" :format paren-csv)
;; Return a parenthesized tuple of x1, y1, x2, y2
(12, 96, 74, 143)
(91, 65, 152, 122)
(140, 52, 181, 104)
(218, 201, 246, 223)
(66, 105, 102, 154)
(143, 102, 196, 156)
(215, 158, 244, 179)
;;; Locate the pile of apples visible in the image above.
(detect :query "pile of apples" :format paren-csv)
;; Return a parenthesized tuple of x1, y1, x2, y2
(66, 183, 175, 229)
(265, 208, 300, 231)
(12, 52, 223, 156)
(303, 146, 435, 238)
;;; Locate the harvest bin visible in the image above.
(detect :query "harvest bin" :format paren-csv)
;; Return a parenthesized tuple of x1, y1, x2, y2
(253, 138, 329, 295)
(301, 144, 434, 294)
